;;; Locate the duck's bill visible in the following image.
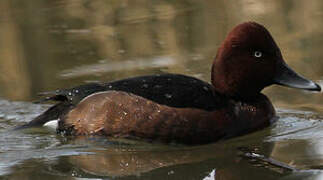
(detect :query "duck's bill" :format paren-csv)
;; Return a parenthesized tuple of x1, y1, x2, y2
(273, 62, 321, 91)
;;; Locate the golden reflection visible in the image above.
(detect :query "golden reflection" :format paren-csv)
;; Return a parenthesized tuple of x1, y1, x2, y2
(65, 137, 221, 176)
(0, 0, 31, 100)
(69, 147, 216, 177)
(270, 139, 323, 169)
(67, 142, 241, 178)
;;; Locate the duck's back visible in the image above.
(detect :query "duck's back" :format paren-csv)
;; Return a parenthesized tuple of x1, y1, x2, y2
(105, 74, 220, 110)
(44, 74, 220, 110)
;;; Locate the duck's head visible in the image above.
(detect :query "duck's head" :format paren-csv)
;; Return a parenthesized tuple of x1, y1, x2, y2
(211, 22, 321, 98)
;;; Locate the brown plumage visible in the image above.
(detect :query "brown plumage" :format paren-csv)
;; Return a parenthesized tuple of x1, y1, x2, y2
(58, 91, 274, 144)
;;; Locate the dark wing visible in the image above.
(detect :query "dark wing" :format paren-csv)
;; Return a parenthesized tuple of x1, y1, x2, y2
(16, 74, 220, 129)
(38, 74, 220, 110)
(105, 74, 220, 110)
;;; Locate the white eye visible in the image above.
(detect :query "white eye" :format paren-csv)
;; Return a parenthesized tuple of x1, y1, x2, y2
(254, 51, 262, 58)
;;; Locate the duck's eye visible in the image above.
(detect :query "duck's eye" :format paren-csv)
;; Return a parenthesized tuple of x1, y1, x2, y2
(254, 51, 262, 58)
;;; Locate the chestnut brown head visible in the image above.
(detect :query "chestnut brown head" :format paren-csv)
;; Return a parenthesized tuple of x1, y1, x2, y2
(211, 22, 320, 98)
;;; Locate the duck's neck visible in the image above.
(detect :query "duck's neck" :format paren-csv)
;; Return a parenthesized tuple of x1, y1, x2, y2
(211, 84, 263, 102)
(222, 93, 277, 138)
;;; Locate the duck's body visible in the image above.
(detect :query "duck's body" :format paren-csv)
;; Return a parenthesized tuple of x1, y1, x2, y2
(17, 22, 321, 145)
(52, 74, 274, 144)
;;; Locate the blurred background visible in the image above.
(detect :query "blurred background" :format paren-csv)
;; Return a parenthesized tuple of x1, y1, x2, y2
(0, 0, 322, 112)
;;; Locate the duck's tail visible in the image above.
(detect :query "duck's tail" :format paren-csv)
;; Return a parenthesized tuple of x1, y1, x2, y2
(14, 101, 73, 130)
(14, 82, 106, 130)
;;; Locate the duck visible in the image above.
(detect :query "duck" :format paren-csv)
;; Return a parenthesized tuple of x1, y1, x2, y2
(17, 22, 321, 145)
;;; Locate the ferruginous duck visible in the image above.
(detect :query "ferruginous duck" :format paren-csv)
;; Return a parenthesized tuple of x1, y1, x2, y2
(17, 22, 321, 145)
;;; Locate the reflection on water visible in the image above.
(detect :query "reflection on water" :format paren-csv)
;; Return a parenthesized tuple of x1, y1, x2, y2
(0, 0, 323, 179)
(59, 56, 177, 78)
(268, 109, 323, 171)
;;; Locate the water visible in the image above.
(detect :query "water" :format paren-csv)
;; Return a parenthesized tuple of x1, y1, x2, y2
(0, 0, 323, 179)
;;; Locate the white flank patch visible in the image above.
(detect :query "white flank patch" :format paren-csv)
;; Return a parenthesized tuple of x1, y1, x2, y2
(43, 120, 58, 130)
